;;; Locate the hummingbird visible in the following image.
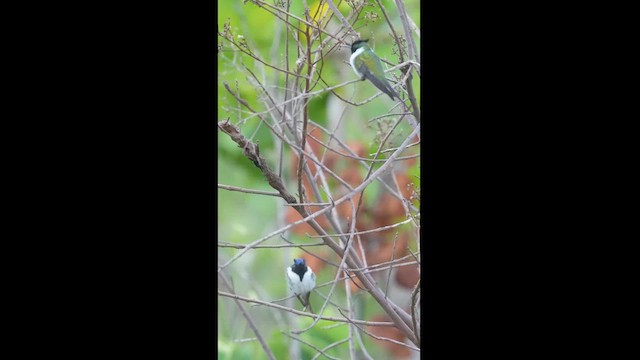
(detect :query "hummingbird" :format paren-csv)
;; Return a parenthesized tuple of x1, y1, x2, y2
(349, 39, 400, 101)
(286, 258, 316, 313)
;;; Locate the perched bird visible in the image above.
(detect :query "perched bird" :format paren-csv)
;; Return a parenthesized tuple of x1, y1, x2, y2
(286, 258, 316, 313)
(349, 39, 400, 101)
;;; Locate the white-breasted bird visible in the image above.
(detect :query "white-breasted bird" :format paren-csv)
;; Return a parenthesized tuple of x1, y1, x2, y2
(286, 258, 316, 313)
(349, 39, 400, 101)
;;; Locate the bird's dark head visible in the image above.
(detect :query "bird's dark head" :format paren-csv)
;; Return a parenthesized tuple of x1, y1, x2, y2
(291, 258, 308, 278)
(350, 39, 369, 53)
(293, 258, 306, 267)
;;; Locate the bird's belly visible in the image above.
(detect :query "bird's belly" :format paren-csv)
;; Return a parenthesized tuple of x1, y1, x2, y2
(289, 280, 305, 295)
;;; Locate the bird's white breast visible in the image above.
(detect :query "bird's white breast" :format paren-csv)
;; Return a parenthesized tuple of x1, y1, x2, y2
(349, 47, 365, 78)
(286, 266, 316, 295)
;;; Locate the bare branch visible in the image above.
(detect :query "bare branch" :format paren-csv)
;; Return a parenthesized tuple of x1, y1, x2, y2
(394, 0, 420, 66)
(384, 232, 399, 300)
(338, 309, 421, 352)
(344, 258, 357, 360)
(307, 132, 420, 163)
(218, 183, 283, 197)
(218, 241, 326, 249)
(325, 0, 356, 35)
(407, 247, 421, 265)
(370, 0, 404, 63)
(411, 278, 421, 346)
(219, 32, 307, 79)
(282, 331, 341, 360)
(248, 0, 346, 43)
(374, 140, 420, 154)
(344, 253, 420, 273)
(311, 338, 350, 360)
(218, 291, 396, 327)
(219, 272, 276, 360)
(306, 217, 413, 238)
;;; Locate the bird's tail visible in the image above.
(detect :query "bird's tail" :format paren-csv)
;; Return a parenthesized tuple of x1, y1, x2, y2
(387, 84, 400, 101)
(303, 292, 314, 314)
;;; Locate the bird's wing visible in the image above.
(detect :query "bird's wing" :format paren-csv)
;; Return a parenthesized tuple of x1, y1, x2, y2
(356, 56, 397, 100)
(361, 67, 397, 100)
(286, 267, 297, 291)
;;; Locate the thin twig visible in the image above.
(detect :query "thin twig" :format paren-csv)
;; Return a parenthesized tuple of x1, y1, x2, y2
(325, 0, 356, 35)
(394, 0, 420, 67)
(219, 33, 306, 79)
(322, 323, 347, 330)
(373, 0, 404, 62)
(310, 288, 351, 313)
(311, 338, 350, 360)
(307, 132, 420, 162)
(217, 241, 326, 249)
(297, 24, 313, 204)
(356, 234, 368, 272)
(345, 199, 358, 359)
(306, 217, 413, 238)
(218, 183, 283, 197)
(384, 232, 399, 300)
(345, 261, 357, 360)
(375, 140, 420, 154)
(352, 315, 375, 360)
(283, 202, 333, 207)
(345, 253, 420, 272)
(353, 109, 407, 231)
(408, 247, 421, 265)
(314, 261, 419, 290)
(257, 287, 348, 314)
(232, 337, 258, 343)
(219, 272, 276, 360)
(248, 0, 345, 43)
(281, 331, 341, 360)
(410, 278, 421, 346)
(338, 309, 421, 352)
(367, 112, 414, 123)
